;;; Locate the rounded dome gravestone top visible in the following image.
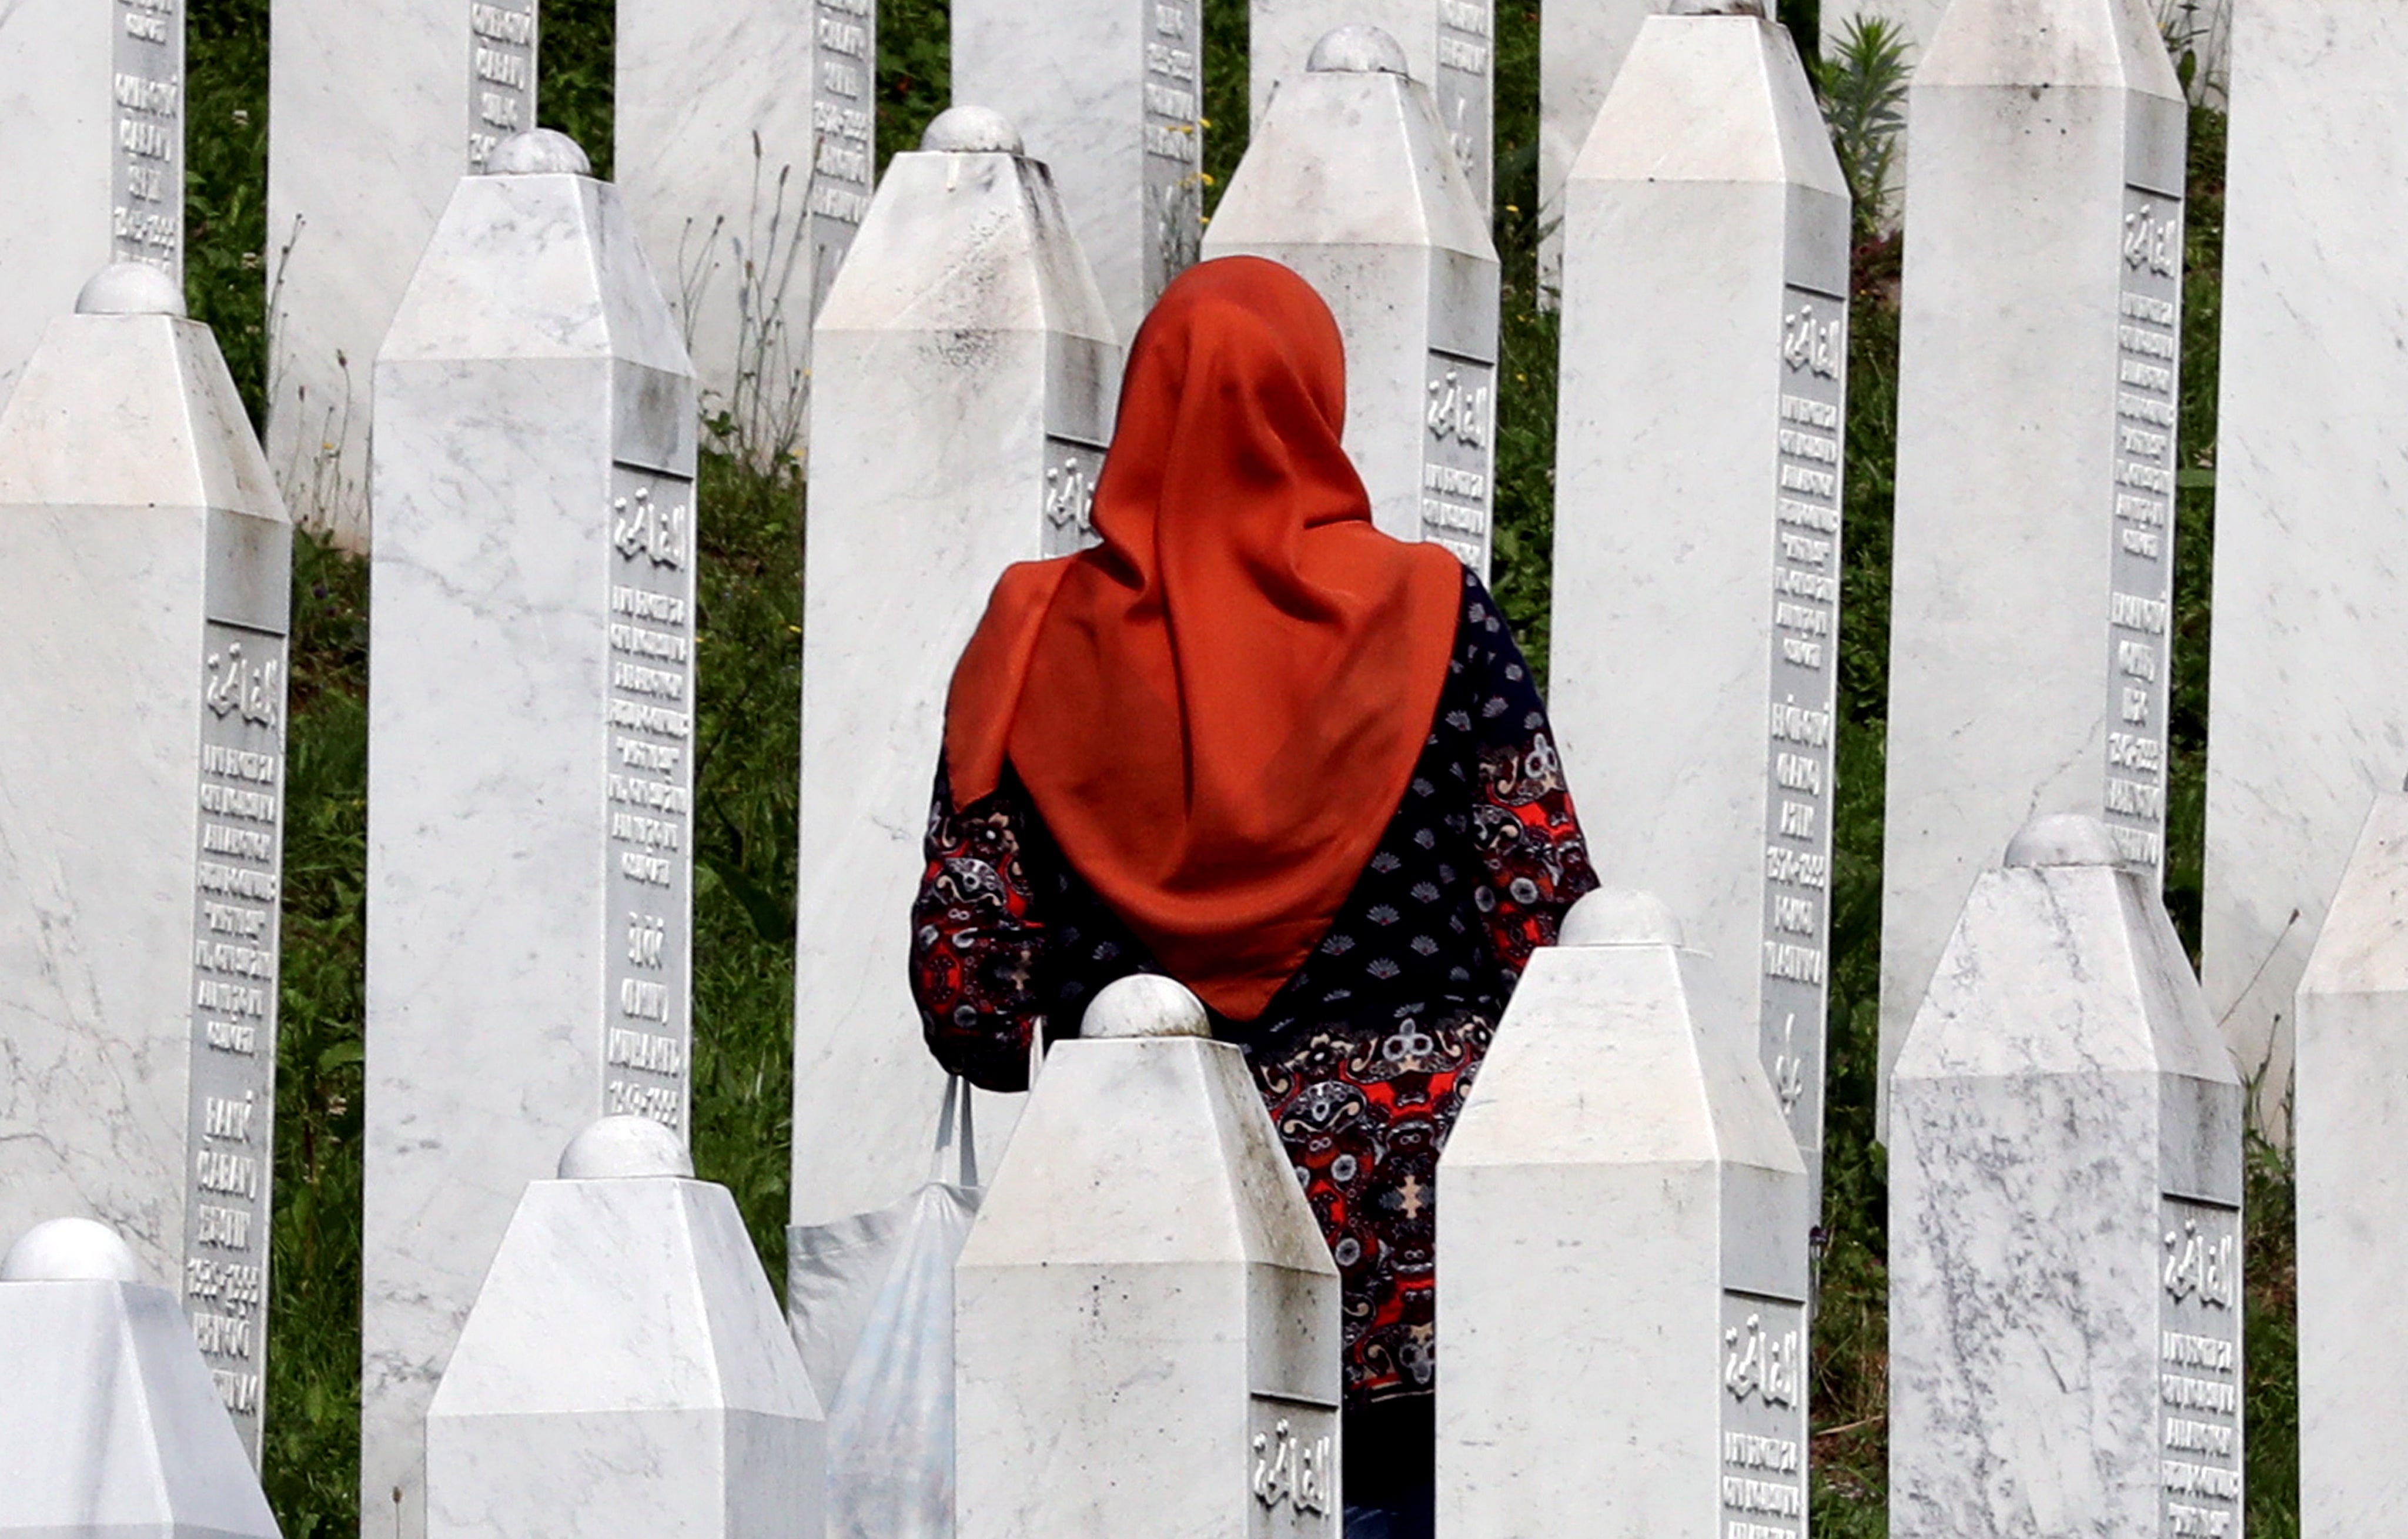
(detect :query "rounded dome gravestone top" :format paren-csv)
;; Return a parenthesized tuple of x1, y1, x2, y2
(557, 1114, 695, 1179)
(2003, 812, 2125, 870)
(1, 1217, 143, 1283)
(921, 106, 1025, 155)
(74, 262, 187, 318)
(1081, 973, 1212, 1039)
(1307, 25, 1410, 76)
(1558, 888, 1687, 949)
(485, 129, 593, 177)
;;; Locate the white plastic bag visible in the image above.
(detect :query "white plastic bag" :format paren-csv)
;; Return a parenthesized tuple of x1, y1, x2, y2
(791, 1079, 982, 1539)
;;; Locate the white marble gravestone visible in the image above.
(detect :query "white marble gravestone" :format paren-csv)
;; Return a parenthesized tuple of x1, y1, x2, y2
(956, 975, 1342, 1538)
(1549, 11, 1847, 1199)
(790, 108, 1118, 1246)
(2296, 785, 2408, 1532)
(1535, 0, 1657, 304)
(0, 265, 290, 1464)
(1878, 0, 2184, 1131)
(1251, 0, 1493, 213)
(1202, 27, 1500, 572)
(1825, 0, 2230, 105)
(425, 1118, 822, 1539)
(0, 1219, 281, 1538)
(616, 0, 871, 450)
(2202, 8, 2408, 1134)
(0, 0, 183, 403)
(265, 0, 537, 547)
(1889, 814, 2244, 1539)
(954, 0, 1202, 343)
(366, 129, 698, 1539)
(1439, 891, 1810, 1537)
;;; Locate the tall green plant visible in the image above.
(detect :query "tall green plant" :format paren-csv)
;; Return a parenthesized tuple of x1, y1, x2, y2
(1818, 16, 1911, 238)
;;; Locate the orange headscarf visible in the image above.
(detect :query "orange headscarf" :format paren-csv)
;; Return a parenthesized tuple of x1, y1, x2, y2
(943, 257, 1464, 1022)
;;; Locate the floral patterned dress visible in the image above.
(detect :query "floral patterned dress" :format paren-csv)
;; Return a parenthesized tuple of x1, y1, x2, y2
(909, 567, 1597, 1408)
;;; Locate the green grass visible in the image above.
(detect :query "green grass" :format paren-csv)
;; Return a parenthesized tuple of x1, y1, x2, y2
(164, 2, 2291, 1533)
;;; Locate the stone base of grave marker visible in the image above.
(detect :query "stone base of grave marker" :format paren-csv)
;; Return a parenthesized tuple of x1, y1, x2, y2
(366, 129, 699, 1539)
(955, 976, 1342, 1538)
(0, 1218, 280, 1538)
(1889, 814, 2243, 1539)
(0, 263, 290, 1462)
(426, 1119, 822, 1539)
(1203, 26, 1500, 573)
(1440, 891, 1811, 1537)
(2297, 787, 2408, 1531)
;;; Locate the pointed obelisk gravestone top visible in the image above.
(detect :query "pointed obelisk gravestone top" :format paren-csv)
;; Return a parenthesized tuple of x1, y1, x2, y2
(366, 129, 698, 1539)
(1549, 9, 1848, 1203)
(0, 0, 184, 401)
(1203, 26, 1500, 573)
(1440, 890, 1811, 1535)
(1890, 814, 2243, 1538)
(956, 976, 1342, 1538)
(2203, 7, 2408, 1135)
(426, 1119, 823, 1538)
(1251, 0, 1494, 212)
(0, 266, 290, 1463)
(0, 1219, 282, 1538)
(1879, 0, 2185, 1132)
(789, 110, 1119, 1263)
(954, 0, 1203, 342)
(2297, 786, 2408, 1531)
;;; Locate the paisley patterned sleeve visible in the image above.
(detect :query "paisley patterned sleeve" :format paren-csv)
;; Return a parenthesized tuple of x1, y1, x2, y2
(1458, 576, 1601, 979)
(909, 762, 1048, 1094)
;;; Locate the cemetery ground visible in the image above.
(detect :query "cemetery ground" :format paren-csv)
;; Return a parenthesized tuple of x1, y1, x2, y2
(173, 0, 2296, 1532)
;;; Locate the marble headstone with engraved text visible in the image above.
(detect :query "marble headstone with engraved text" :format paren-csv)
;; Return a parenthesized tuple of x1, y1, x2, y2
(616, 0, 871, 449)
(2202, 8, 2408, 1132)
(0, 0, 183, 403)
(1889, 814, 2243, 1539)
(0, 264, 290, 1464)
(365, 129, 698, 1539)
(789, 108, 1119, 1261)
(1534, 0, 1657, 304)
(426, 1118, 823, 1539)
(1251, 0, 1494, 213)
(2296, 787, 2408, 1531)
(1202, 27, 1500, 573)
(265, 0, 537, 548)
(1878, 0, 2185, 1132)
(954, 0, 1202, 343)
(1439, 891, 1811, 1538)
(0, 1218, 281, 1538)
(1549, 11, 1848, 1201)
(956, 976, 1343, 1538)
(1825, 0, 2230, 106)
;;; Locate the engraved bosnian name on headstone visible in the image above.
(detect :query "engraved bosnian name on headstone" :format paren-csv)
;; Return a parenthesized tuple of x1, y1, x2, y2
(1763, 285, 1845, 1181)
(1143, 0, 1205, 305)
(114, 0, 183, 272)
(1434, 0, 1494, 200)
(808, 0, 876, 316)
(606, 467, 696, 1133)
(1421, 353, 1493, 571)
(1720, 1294, 1808, 1539)
(466, 0, 537, 170)
(1249, 1399, 1338, 1537)
(185, 613, 287, 1461)
(2159, 1197, 2242, 1538)
(2104, 190, 2181, 872)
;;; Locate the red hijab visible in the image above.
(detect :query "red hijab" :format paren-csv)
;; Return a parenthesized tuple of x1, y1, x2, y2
(943, 256, 1464, 1022)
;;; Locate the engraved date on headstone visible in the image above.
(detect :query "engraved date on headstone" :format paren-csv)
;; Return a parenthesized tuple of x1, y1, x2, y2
(605, 464, 695, 1133)
(2103, 187, 2182, 872)
(466, 0, 536, 170)
(1721, 1293, 1808, 1539)
(1249, 1396, 1338, 1537)
(1422, 352, 1493, 575)
(808, 0, 875, 315)
(1762, 286, 1845, 1186)
(2159, 1197, 2241, 1538)
(113, 0, 183, 271)
(184, 621, 285, 1463)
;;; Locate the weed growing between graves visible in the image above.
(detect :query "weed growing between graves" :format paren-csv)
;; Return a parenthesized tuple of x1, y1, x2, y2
(164, 2, 2298, 1532)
